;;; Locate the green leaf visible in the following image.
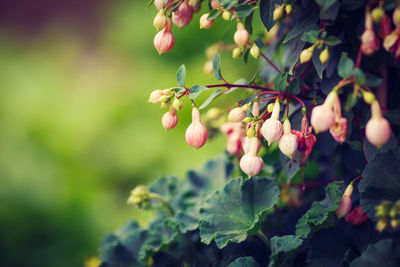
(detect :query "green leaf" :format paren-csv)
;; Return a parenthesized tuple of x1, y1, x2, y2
(365, 72, 382, 87)
(316, 0, 337, 14)
(244, 9, 254, 34)
(295, 181, 343, 239)
(269, 235, 303, 267)
(283, 18, 318, 44)
(220, 0, 238, 9)
(338, 52, 354, 78)
(213, 52, 222, 80)
(354, 68, 366, 85)
(358, 148, 400, 220)
(301, 30, 320, 43)
(190, 85, 209, 100)
(176, 64, 186, 87)
(199, 89, 223, 110)
(260, 0, 281, 31)
(274, 72, 288, 92)
(312, 47, 329, 78)
(345, 93, 358, 112)
(350, 239, 400, 267)
(363, 133, 397, 162)
(199, 177, 280, 248)
(228, 257, 260, 267)
(347, 140, 362, 151)
(325, 36, 342, 46)
(235, 5, 256, 20)
(288, 77, 300, 95)
(208, 9, 220, 20)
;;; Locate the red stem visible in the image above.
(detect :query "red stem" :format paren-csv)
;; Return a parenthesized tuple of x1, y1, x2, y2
(260, 53, 280, 73)
(355, 45, 363, 68)
(299, 62, 313, 80)
(351, 175, 363, 184)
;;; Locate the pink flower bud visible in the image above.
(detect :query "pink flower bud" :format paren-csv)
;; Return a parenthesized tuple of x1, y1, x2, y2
(162, 108, 178, 131)
(345, 206, 368, 225)
(365, 100, 391, 148)
(336, 183, 353, 218)
(226, 132, 242, 155)
(210, 0, 220, 9)
(221, 122, 242, 136)
(240, 137, 263, 177)
(154, 19, 175, 54)
(361, 29, 380, 56)
(310, 91, 338, 133)
(252, 102, 260, 117)
(279, 119, 298, 159)
(242, 136, 261, 154)
(228, 104, 250, 122)
(200, 13, 214, 29)
(149, 89, 164, 104)
(234, 23, 249, 47)
(292, 116, 316, 167)
(153, 9, 167, 31)
(329, 97, 348, 144)
(154, 0, 164, 10)
(261, 100, 283, 145)
(186, 107, 208, 149)
(172, 0, 193, 29)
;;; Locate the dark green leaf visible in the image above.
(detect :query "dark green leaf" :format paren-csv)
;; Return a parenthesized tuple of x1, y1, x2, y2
(269, 235, 303, 267)
(213, 52, 222, 80)
(176, 64, 186, 87)
(345, 93, 358, 112)
(358, 148, 400, 220)
(338, 52, 354, 78)
(244, 10, 254, 34)
(363, 133, 397, 162)
(288, 77, 300, 95)
(296, 181, 343, 238)
(220, 0, 238, 9)
(255, 38, 264, 48)
(208, 9, 220, 20)
(274, 72, 288, 92)
(199, 177, 280, 248)
(347, 140, 362, 151)
(285, 35, 306, 74)
(190, 85, 209, 99)
(365, 72, 382, 88)
(354, 68, 366, 85)
(199, 89, 223, 110)
(312, 47, 329, 78)
(350, 239, 400, 267)
(260, 0, 281, 31)
(283, 18, 318, 44)
(301, 30, 320, 43)
(235, 5, 256, 20)
(228, 256, 260, 267)
(326, 36, 342, 46)
(316, 0, 337, 14)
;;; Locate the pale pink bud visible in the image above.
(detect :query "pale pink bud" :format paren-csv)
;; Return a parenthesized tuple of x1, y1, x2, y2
(154, 19, 175, 54)
(149, 89, 164, 104)
(200, 13, 214, 29)
(226, 132, 242, 155)
(365, 100, 391, 148)
(210, 0, 220, 9)
(279, 119, 298, 159)
(242, 136, 261, 154)
(228, 104, 250, 122)
(186, 107, 208, 149)
(172, 0, 193, 29)
(162, 108, 178, 131)
(261, 100, 283, 145)
(361, 29, 380, 56)
(329, 97, 348, 144)
(153, 9, 167, 31)
(203, 60, 214, 75)
(154, 0, 164, 10)
(345, 206, 368, 225)
(240, 137, 263, 177)
(252, 102, 260, 117)
(310, 91, 338, 133)
(336, 183, 353, 218)
(234, 23, 249, 47)
(221, 122, 242, 136)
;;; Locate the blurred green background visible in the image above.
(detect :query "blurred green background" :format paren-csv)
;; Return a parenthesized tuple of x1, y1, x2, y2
(0, 1, 261, 266)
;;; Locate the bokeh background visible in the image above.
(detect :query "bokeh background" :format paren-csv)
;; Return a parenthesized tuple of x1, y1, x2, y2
(0, 1, 261, 266)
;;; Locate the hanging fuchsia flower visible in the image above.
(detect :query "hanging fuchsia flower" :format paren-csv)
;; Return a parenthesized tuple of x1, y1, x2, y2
(240, 137, 263, 177)
(186, 107, 208, 149)
(162, 107, 178, 131)
(200, 13, 214, 29)
(336, 183, 353, 218)
(329, 96, 348, 144)
(361, 11, 380, 56)
(365, 100, 391, 148)
(221, 122, 244, 155)
(242, 136, 261, 154)
(261, 99, 283, 145)
(234, 23, 250, 47)
(154, 19, 175, 54)
(345, 206, 368, 225)
(311, 91, 338, 133)
(279, 119, 298, 160)
(228, 103, 250, 122)
(292, 115, 316, 167)
(172, 0, 193, 29)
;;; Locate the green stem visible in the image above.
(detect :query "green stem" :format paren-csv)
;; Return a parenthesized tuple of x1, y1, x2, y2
(149, 193, 175, 216)
(257, 230, 271, 249)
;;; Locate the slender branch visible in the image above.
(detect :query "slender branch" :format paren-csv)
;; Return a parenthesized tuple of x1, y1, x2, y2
(355, 45, 363, 68)
(299, 62, 313, 80)
(260, 53, 280, 73)
(149, 193, 175, 216)
(351, 175, 363, 184)
(257, 230, 271, 249)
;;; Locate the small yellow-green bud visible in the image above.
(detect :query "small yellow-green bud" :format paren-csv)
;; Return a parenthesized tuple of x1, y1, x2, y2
(160, 95, 170, 103)
(246, 126, 255, 138)
(285, 4, 293, 15)
(391, 218, 400, 229)
(250, 43, 260, 59)
(273, 5, 285, 21)
(371, 6, 385, 23)
(243, 117, 252, 123)
(300, 45, 315, 64)
(222, 10, 232, 21)
(232, 47, 243, 58)
(172, 98, 183, 110)
(127, 185, 151, 208)
(267, 103, 275, 113)
(160, 102, 169, 109)
(376, 219, 388, 232)
(206, 107, 222, 120)
(319, 47, 330, 64)
(362, 91, 376, 104)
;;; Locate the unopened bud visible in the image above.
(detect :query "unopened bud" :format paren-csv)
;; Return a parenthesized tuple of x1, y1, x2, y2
(300, 45, 315, 64)
(228, 106, 247, 122)
(149, 89, 164, 104)
(391, 218, 400, 229)
(172, 0, 193, 29)
(172, 98, 183, 110)
(273, 5, 285, 21)
(246, 126, 255, 138)
(319, 47, 330, 64)
(234, 23, 249, 47)
(185, 107, 208, 149)
(200, 13, 214, 29)
(162, 108, 178, 131)
(267, 103, 274, 113)
(203, 60, 214, 75)
(376, 219, 388, 232)
(222, 10, 232, 21)
(243, 117, 252, 123)
(160, 95, 170, 103)
(154, 0, 164, 10)
(153, 9, 167, 31)
(160, 102, 169, 109)
(127, 185, 151, 208)
(232, 47, 243, 58)
(153, 19, 175, 54)
(279, 119, 298, 159)
(365, 100, 391, 148)
(285, 4, 293, 15)
(250, 43, 260, 59)
(372, 6, 385, 23)
(393, 7, 400, 28)
(362, 91, 376, 104)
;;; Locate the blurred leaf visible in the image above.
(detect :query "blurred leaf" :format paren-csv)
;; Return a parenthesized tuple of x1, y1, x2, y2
(354, 68, 366, 85)
(312, 47, 329, 78)
(260, 0, 281, 31)
(365, 72, 382, 88)
(269, 235, 303, 267)
(235, 5, 256, 20)
(283, 18, 318, 44)
(199, 177, 280, 248)
(274, 72, 288, 92)
(296, 181, 343, 238)
(255, 38, 264, 48)
(190, 85, 209, 99)
(338, 52, 354, 78)
(316, 0, 337, 14)
(350, 239, 400, 267)
(228, 256, 260, 267)
(287, 77, 300, 95)
(363, 133, 397, 162)
(208, 9, 220, 20)
(347, 140, 362, 151)
(213, 52, 222, 80)
(244, 10, 254, 34)
(220, 0, 238, 9)
(177, 64, 186, 87)
(326, 36, 342, 46)
(345, 93, 358, 112)
(301, 30, 320, 43)
(199, 89, 223, 110)
(358, 148, 400, 220)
